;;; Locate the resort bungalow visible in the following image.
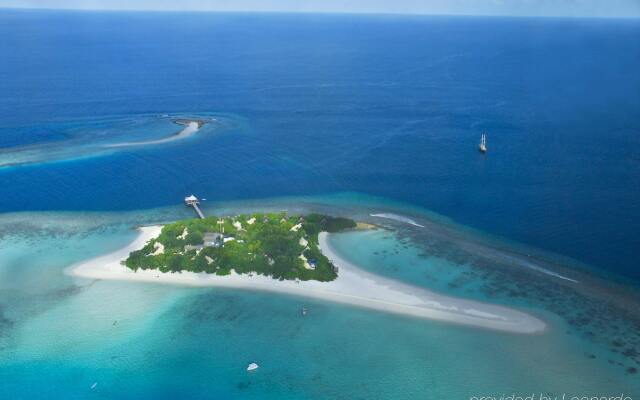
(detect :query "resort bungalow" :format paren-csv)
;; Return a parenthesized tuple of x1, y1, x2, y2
(184, 195, 199, 205)
(203, 232, 223, 247)
(184, 244, 204, 252)
(184, 232, 224, 252)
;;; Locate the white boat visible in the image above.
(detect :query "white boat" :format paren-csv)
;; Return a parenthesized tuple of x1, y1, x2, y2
(479, 133, 487, 153)
(302, 306, 307, 316)
(90, 382, 98, 389)
(247, 362, 259, 371)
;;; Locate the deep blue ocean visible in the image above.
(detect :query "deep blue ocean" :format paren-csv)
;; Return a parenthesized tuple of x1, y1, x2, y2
(1, 10, 639, 280)
(1, 10, 639, 399)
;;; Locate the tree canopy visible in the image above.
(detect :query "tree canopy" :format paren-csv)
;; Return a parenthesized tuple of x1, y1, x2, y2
(124, 213, 356, 281)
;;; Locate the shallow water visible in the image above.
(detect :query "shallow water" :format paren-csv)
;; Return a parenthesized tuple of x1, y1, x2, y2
(1, 201, 639, 398)
(0, 113, 229, 168)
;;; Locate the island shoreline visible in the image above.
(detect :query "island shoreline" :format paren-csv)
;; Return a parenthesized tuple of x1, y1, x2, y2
(66, 225, 547, 335)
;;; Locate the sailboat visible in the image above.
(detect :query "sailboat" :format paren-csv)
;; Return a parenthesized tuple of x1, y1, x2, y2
(479, 133, 487, 153)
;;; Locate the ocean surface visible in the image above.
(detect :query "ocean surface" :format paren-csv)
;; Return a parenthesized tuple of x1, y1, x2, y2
(0, 9, 639, 399)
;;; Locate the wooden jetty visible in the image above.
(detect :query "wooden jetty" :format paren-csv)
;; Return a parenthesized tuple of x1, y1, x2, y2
(184, 195, 205, 219)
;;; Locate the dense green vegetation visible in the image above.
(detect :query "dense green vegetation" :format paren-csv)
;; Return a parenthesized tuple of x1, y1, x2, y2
(124, 213, 356, 281)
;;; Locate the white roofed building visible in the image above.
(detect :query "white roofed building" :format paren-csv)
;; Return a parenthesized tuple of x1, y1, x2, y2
(185, 195, 199, 205)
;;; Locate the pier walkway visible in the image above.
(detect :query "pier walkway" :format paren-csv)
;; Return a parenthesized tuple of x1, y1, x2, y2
(184, 195, 205, 219)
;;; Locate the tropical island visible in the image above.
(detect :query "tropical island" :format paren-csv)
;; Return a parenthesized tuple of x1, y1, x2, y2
(123, 213, 356, 281)
(69, 212, 546, 334)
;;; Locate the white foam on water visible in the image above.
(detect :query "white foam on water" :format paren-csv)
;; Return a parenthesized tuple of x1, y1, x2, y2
(370, 213, 425, 228)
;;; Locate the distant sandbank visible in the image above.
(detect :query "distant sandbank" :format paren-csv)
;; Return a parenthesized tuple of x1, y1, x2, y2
(0, 117, 213, 168)
(105, 119, 209, 148)
(67, 226, 546, 334)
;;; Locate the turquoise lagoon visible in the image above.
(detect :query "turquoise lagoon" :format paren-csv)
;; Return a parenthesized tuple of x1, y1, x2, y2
(1, 196, 639, 399)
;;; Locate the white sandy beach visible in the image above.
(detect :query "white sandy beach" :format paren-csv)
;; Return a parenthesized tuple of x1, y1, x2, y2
(105, 121, 201, 148)
(67, 226, 546, 334)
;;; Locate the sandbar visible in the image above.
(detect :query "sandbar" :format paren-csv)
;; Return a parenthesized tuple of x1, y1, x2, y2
(67, 226, 546, 334)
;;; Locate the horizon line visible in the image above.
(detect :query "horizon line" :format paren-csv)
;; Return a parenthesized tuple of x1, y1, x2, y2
(1, 6, 640, 20)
